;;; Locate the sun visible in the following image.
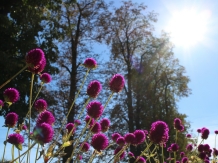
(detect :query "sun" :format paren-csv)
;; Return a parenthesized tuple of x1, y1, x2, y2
(166, 8, 210, 48)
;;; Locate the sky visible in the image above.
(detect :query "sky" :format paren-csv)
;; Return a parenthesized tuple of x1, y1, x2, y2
(1, 0, 218, 162)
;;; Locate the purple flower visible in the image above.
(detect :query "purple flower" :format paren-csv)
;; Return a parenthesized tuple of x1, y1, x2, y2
(0, 100, 4, 108)
(197, 129, 202, 133)
(124, 133, 135, 144)
(186, 144, 193, 151)
(167, 147, 172, 152)
(32, 123, 54, 144)
(174, 118, 182, 128)
(90, 122, 101, 134)
(87, 80, 102, 98)
(186, 134, 191, 138)
(40, 73, 52, 83)
(85, 115, 95, 126)
(116, 137, 125, 146)
(203, 144, 210, 152)
(3, 88, 19, 103)
(112, 133, 121, 142)
(149, 121, 169, 146)
(215, 130, 218, 134)
(198, 144, 204, 152)
(28, 57, 46, 74)
(5, 112, 18, 128)
(66, 123, 76, 135)
(213, 148, 218, 156)
(7, 133, 24, 145)
(177, 125, 184, 132)
(34, 99, 47, 112)
(114, 147, 126, 160)
(25, 48, 45, 69)
(36, 111, 55, 125)
(171, 143, 179, 152)
(181, 157, 188, 163)
(136, 156, 146, 163)
(128, 152, 135, 158)
(77, 154, 82, 160)
(22, 125, 27, 131)
(80, 142, 90, 152)
(204, 159, 210, 163)
(198, 152, 206, 160)
(180, 152, 185, 158)
(86, 101, 104, 119)
(133, 130, 146, 145)
(83, 58, 97, 69)
(100, 118, 110, 132)
(91, 133, 109, 152)
(109, 74, 125, 93)
(74, 119, 81, 125)
(201, 127, 210, 139)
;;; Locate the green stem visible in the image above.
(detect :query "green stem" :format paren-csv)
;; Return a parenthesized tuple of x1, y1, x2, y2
(18, 150, 21, 163)
(162, 146, 164, 163)
(88, 150, 97, 163)
(12, 145, 14, 162)
(2, 127, 10, 163)
(0, 65, 27, 89)
(35, 143, 40, 163)
(103, 92, 114, 109)
(27, 73, 34, 163)
(77, 97, 90, 120)
(175, 130, 178, 144)
(173, 151, 176, 163)
(134, 142, 153, 163)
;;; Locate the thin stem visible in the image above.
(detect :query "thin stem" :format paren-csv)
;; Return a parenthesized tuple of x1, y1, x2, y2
(88, 150, 97, 163)
(12, 145, 14, 162)
(134, 142, 153, 163)
(175, 130, 178, 143)
(2, 127, 10, 162)
(10, 142, 36, 163)
(0, 65, 27, 89)
(27, 73, 35, 163)
(162, 146, 164, 163)
(173, 151, 176, 163)
(103, 92, 114, 109)
(35, 143, 40, 163)
(77, 97, 90, 120)
(18, 150, 21, 163)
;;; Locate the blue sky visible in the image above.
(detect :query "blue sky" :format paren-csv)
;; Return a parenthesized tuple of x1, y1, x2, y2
(1, 0, 218, 161)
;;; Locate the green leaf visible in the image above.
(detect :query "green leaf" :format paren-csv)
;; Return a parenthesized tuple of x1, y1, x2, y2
(62, 140, 73, 148)
(15, 144, 22, 151)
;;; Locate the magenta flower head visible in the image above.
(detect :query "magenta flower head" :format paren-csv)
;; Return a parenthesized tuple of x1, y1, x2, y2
(34, 99, 47, 112)
(201, 127, 210, 139)
(180, 152, 185, 158)
(40, 73, 52, 84)
(7, 133, 24, 150)
(25, 48, 45, 69)
(203, 144, 210, 152)
(186, 134, 191, 138)
(80, 142, 90, 152)
(0, 100, 4, 108)
(198, 144, 204, 152)
(174, 118, 181, 127)
(213, 148, 218, 156)
(116, 137, 125, 146)
(136, 156, 146, 163)
(197, 128, 202, 133)
(87, 80, 102, 98)
(86, 101, 104, 119)
(134, 130, 146, 145)
(100, 118, 110, 132)
(198, 152, 206, 160)
(91, 133, 109, 152)
(28, 57, 46, 74)
(112, 133, 121, 142)
(124, 133, 135, 144)
(66, 123, 76, 135)
(181, 157, 188, 163)
(36, 111, 55, 125)
(114, 147, 126, 160)
(186, 144, 193, 151)
(109, 74, 125, 93)
(85, 115, 95, 126)
(128, 152, 135, 158)
(215, 130, 218, 134)
(74, 119, 81, 126)
(5, 112, 18, 128)
(83, 58, 97, 69)
(149, 121, 169, 146)
(32, 123, 54, 145)
(90, 122, 101, 134)
(171, 143, 179, 152)
(3, 88, 19, 104)
(22, 125, 28, 131)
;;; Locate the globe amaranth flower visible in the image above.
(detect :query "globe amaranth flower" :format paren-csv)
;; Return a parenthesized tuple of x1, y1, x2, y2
(22, 125, 28, 131)
(114, 147, 126, 160)
(83, 58, 97, 69)
(215, 130, 218, 134)
(128, 152, 135, 158)
(116, 137, 125, 146)
(133, 130, 146, 145)
(213, 148, 218, 156)
(180, 152, 185, 158)
(85, 115, 95, 126)
(149, 121, 169, 146)
(7, 133, 24, 150)
(36, 111, 55, 125)
(171, 143, 179, 152)
(3, 88, 19, 103)
(203, 144, 210, 152)
(198, 152, 206, 160)
(77, 154, 82, 160)
(112, 133, 121, 142)
(186, 144, 193, 151)
(186, 134, 191, 138)
(74, 119, 81, 126)
(197, 128, 202, 133)
(124, 133, 135, 144)
(90, 122, 101, 134)
(174, 118, 182, 128)
(66, 123, 76, 135)
(25, 48, 45, 69)
(181, 157, 188, 163)
(100, 118, 110, 132)
(28, 57, 46, 74)
(198, 144, 204, 152)
(0, 99, 4, 108)
(201, 127, 210, 139)
(91, 133, 109, 152)
(5, 112, 18, 128)
(136, 156, 146, 163)
(32, 122, 54, 145)
(109, 74, 125, 93)
(40, 73, 52, 83)
(87, 80, 102, 98)
(167, 147, 172, 152)
(80, 142, 90, 152)
(34, 99, 47, 112)
(86, 101, 104, 119)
